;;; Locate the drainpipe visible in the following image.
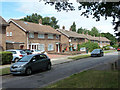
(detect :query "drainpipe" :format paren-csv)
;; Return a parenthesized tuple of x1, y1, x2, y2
(26, 32, 29, 49)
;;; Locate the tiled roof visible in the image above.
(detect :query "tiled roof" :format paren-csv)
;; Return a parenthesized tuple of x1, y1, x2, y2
(57, 29, 87, 38)
(9, 19, 61, 35)
(0, 16, 9, 26)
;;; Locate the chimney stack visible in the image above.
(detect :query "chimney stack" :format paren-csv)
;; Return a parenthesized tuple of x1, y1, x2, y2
(39, 19, 42, 25)
(62, 26, 65, 30)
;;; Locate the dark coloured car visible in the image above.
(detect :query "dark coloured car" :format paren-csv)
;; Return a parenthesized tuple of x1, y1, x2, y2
(91, 49, 104, 57)
(10, 54, 51, 75)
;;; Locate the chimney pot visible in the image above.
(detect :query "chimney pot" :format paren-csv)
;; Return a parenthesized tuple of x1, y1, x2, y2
(62, 26, 65, 30)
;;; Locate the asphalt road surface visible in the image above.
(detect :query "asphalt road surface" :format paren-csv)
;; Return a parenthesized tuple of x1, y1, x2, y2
(1, 52, 119, 89)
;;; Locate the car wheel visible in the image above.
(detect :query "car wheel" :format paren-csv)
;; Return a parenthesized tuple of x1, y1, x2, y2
(14, 58, 19, 63)
(25, 68, 32, 75)
(47, 64, 51, 70)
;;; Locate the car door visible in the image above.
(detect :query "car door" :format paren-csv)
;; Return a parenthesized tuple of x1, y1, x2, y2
(39, 54, 49, 69)
(30, 55, 41, 71)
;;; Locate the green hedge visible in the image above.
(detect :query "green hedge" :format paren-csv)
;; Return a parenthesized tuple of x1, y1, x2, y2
(0, 51, 13, 65)
(77, 41, 100, 52)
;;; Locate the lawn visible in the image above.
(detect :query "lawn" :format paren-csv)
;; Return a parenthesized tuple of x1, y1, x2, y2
(0, 67, 10, 75)
(46, 70, 118, 88)
(104, 50, 117, 53)
(68, 54, 90, 60)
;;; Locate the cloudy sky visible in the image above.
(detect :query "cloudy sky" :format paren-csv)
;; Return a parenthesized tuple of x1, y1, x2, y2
(1, 0, 115, 35)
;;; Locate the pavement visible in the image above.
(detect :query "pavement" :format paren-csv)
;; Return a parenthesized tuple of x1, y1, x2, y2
(0, 52, 91, 69)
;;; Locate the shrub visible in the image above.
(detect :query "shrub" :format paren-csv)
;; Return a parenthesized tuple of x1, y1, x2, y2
(78, 41, 99, 52)
(0, 51, 13, 65)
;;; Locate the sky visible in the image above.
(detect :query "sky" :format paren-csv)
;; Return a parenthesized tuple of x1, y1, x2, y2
(0, 0, 116, 36)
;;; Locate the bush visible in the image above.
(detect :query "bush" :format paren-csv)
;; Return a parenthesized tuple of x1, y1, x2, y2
(0, 51, 13, 65)
(78, 41, 99, 52)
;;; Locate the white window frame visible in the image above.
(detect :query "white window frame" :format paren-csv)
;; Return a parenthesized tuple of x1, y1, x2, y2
(38, 44, 45, 51)
(38, 34, 44, 39)
(10, 32, 12, 36)
(48, 44, 54, 51)
(29, 33, 34, 38)
(48, 34, 53, 39)
(6, 32, 9, 36)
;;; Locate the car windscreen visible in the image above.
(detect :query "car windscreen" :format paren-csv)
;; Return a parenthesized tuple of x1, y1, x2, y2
(18, 55, 32, 62)
(92, 49, 100, 53)
(20, 51, 26, 54)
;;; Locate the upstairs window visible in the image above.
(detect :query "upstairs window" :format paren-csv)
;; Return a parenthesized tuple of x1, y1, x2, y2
(38, 34, 44, 39)
(10, 32, 12, 36)
(48, 34, 53, 39)
(29, 33, 34, 38)
(6, 32, 9, 36)
(56, 35, 59, 39)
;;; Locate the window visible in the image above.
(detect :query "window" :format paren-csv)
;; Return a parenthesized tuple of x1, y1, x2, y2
(38, 34, 44, 39)
(48, 44, 54, 51)
(56, 35, 59, 39)
(10, 32, 12, 36)
(6, 32, 9, 36)
(40, 54, 47, 59)
(29, 33, 34, 38)
(38, 44, 45, 51)
(20, 51, 26, 54)
(48, 34, 53, 39)
(10, 51, 17, 54)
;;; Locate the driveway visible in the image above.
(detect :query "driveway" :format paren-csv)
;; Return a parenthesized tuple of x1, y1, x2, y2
(1, 52, 119, 88)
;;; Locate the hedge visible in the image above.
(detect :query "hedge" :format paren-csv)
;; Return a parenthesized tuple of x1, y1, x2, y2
(0, 51, 13, 65)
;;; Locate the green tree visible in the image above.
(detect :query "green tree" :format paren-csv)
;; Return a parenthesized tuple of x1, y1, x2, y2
(70, 22, 76, 32)
(77, 27, 83, 34)
(21, 13, 59, 29)
(101, 32, 117, 46)
(91, 27, 99, 36)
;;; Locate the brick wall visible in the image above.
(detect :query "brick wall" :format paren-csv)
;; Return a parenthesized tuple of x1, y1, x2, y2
(0, 26, 6, 51)
(6, 22, 27, 49)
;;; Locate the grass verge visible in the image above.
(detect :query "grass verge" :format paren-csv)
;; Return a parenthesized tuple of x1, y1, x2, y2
(46, 70, 118, 88)
(0, 67, 10, 75)
(68, 54, 90, 60)
(104, 50, 117, 53)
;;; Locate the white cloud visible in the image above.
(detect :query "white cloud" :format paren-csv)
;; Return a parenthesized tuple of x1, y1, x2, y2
(14, 0, 116, 35)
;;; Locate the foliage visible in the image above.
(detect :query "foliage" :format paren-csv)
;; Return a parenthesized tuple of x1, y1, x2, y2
(0, 51, 13, 65)
(78, 41, 99, 52)
(21, 13, 59, 29)
(101, 32, 117, 46)
(70, 22, 76, 32)
(0, 67, 10, 75)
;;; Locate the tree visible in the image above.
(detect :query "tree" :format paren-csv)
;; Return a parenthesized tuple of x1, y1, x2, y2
(91, 27, 99, 36)
(70, 22, 76, 32)
(44, 1, 120, 36)
(21, 13, 59, 29)
(77, 27, 83, 34)
(101, 32, 117, 46)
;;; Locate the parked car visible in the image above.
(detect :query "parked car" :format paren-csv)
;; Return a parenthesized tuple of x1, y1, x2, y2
(32, 49, 45, 54)
(6, 49, 27, 62)
(23, 49, 32, 55)
(117, 47, 120, 51)
(91, 49, 104, 57)
(10, 54, 51, 75)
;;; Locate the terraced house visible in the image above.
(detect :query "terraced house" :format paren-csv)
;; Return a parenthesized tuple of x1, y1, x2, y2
(0, 16, 9, 51)
(57, 27, 110, 51)
(56, 27, 87, 51)
(6, 19, 61, 53)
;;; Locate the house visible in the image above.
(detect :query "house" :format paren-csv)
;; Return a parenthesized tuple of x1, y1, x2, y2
(6, 19, 61, 53)
(0, 16, 9, 51)
(56, 27, 87, 51)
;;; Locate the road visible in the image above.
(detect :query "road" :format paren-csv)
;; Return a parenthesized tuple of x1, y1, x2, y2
(1, 52, 119, 88)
